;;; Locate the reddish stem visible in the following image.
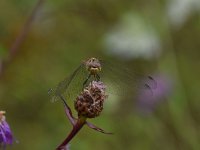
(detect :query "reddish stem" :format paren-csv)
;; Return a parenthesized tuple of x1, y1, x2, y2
(56, 118, 86, 150)
(9, 0, 44, 58)
(59, 95, 77, 126)
(0, 0, 44, 76)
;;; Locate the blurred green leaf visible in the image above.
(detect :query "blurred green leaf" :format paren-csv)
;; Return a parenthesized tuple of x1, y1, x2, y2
(0, 44, 8, 59)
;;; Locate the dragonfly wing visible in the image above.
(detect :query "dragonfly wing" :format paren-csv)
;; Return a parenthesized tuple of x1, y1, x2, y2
(49, 63, 88, 102)
(100, 60, 157, 97)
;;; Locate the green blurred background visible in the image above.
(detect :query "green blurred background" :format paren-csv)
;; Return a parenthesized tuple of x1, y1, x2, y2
(0, 0, 200, 149)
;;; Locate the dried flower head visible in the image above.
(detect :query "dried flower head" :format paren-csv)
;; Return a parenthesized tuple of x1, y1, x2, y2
(56, 80, 111, 150)
(74, 81, 107, 118)
(0, 111, 13, 147)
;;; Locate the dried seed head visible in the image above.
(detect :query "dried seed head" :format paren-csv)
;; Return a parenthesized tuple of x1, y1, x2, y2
(74, 81, 107, 118)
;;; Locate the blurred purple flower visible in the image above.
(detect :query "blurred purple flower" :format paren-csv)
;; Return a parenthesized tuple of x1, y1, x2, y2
(0, 111, 13, 148)
(65, 144, 70, 150)
(59, 144, 70, 150)
(136, 74, 173, 114)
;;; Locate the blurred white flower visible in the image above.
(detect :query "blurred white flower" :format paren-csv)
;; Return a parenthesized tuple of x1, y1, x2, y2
(103, 13, 161, 60)
(167, 0, 200, 28)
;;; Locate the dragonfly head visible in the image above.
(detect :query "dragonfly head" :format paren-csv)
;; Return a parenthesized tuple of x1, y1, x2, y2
(85, 57, 101, 75)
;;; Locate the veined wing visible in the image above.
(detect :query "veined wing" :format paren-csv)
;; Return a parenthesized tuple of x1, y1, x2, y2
(49, 63, 88, 102)
(99, 60, 157, 97)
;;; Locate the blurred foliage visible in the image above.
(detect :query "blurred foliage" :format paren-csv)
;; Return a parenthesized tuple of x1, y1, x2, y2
(0, 0, 200, 150)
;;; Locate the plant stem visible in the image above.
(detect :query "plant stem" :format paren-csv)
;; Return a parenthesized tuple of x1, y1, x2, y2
(56, 117, 86, 150)
(0, 0, 45, 76)
(59, 95, 77, 126)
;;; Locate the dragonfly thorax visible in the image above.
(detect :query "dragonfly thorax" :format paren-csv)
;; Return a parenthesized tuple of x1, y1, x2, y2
(89, 67, 101, 75)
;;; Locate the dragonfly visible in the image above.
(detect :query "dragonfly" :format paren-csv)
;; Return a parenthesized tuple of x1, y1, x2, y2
(48, 57, 157, 103)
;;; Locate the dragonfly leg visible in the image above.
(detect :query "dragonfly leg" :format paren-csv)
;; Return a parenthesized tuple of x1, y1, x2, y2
(83, 74, 91, 89)
(96, 74, 100, 81)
